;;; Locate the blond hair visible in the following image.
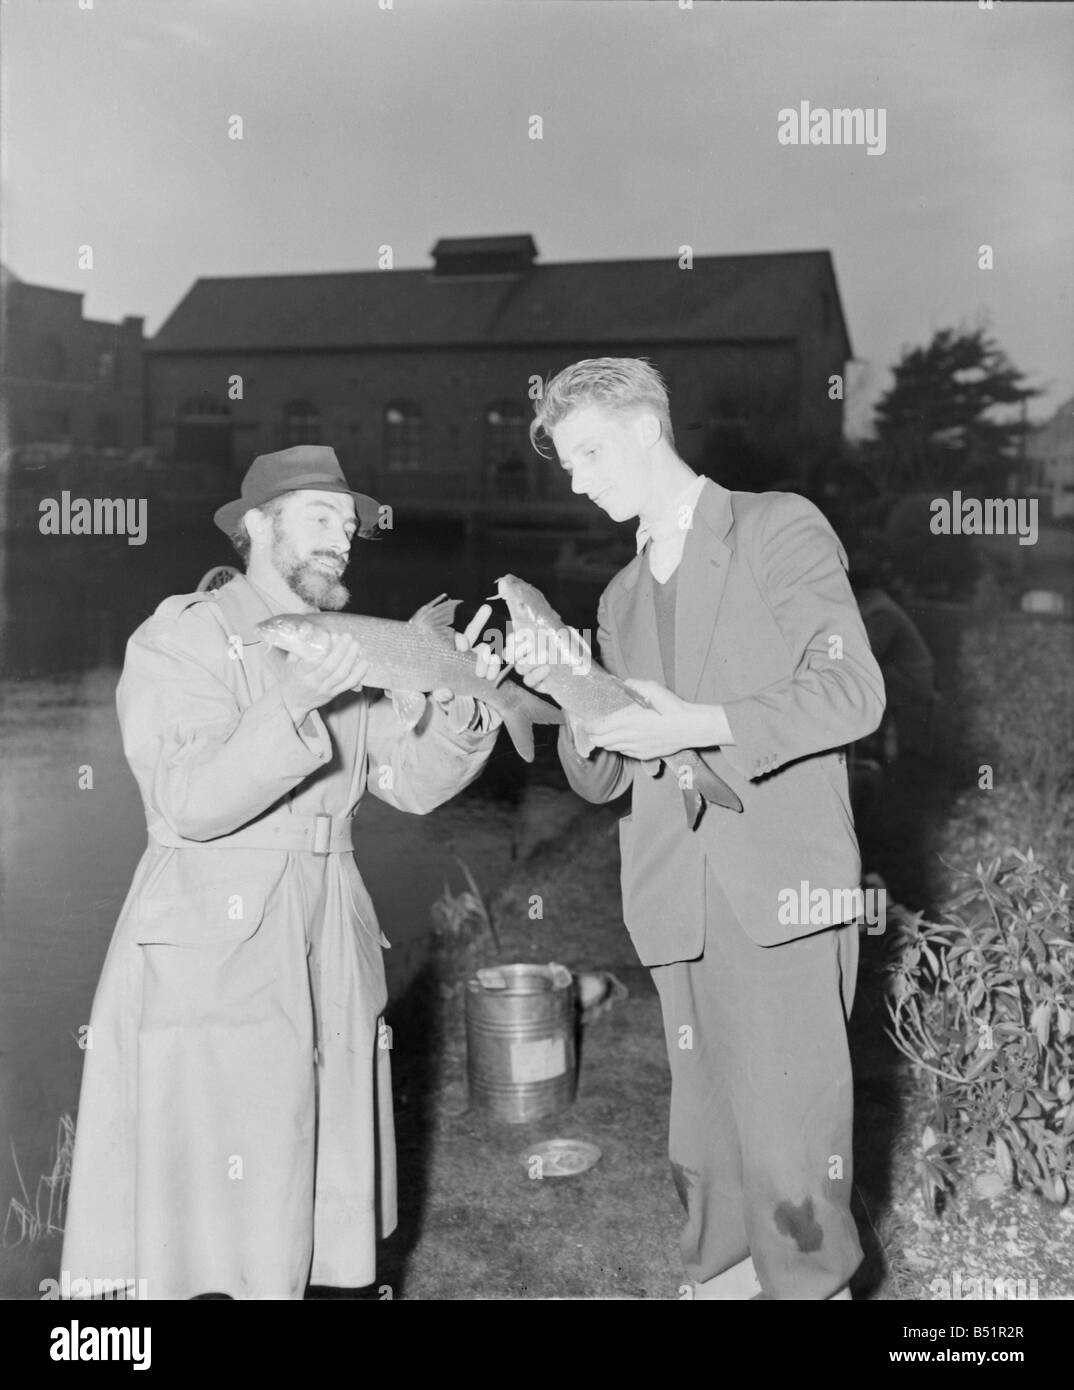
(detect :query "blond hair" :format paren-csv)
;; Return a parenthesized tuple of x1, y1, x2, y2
(529, 357, 675, 457)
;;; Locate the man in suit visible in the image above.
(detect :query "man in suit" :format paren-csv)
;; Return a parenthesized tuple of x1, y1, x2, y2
(516, 359, 885, 1300)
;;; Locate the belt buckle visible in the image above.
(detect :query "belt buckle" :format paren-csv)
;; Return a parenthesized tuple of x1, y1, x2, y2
(312, 814, 332, 855)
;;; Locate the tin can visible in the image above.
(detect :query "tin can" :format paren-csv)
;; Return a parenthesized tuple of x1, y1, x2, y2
(465, 963, 576, 1124)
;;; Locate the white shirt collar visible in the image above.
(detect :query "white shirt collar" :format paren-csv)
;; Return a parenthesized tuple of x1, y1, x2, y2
(635, 474, 707, 555)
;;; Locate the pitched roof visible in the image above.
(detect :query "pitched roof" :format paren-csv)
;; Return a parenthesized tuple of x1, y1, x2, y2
(149, 247, 851, 358)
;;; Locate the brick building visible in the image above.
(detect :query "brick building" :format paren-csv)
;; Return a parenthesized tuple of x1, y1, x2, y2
(145, 236, 852, 519)
(0, 264, 145, 452)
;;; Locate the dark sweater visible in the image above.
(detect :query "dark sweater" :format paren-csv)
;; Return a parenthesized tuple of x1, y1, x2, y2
(652, 565, 679, 687)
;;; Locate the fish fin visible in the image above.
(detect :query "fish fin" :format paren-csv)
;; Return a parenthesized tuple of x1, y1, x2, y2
(409, 593, 461, 647)
(490, 682, 564, 763)
(681, 786, 706, 830)
(669, 753, 744, 815)
(390, 689, 428, 730)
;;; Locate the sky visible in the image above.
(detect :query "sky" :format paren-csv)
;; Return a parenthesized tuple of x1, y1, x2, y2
(1, 0, 1071, 437)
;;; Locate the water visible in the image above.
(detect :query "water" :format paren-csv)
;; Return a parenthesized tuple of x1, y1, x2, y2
(0, 519, 609, 1218)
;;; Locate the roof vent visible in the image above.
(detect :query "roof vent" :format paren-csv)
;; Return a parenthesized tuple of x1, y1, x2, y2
(430, 234, 537, 277)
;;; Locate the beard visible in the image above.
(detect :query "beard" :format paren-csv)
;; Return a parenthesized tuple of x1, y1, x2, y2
(269, 516, 350, 612)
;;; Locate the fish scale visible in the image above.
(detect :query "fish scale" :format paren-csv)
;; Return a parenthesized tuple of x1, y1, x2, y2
(257, 594, 562, 763)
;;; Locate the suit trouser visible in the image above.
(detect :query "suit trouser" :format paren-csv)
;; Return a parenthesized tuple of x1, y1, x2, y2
(650, 871, 862, 1300)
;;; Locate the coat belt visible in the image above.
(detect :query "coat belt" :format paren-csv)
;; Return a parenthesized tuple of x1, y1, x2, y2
(148, 811, 355, 855)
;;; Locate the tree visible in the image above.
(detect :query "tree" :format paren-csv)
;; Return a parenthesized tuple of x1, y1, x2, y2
(869, 328, 1037, 492)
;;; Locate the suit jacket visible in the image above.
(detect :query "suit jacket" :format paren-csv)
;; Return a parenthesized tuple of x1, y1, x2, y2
(558, 481, 885, 965)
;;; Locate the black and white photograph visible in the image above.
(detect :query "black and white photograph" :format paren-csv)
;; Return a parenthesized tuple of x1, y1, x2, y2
(0, 0, 1072, 1344)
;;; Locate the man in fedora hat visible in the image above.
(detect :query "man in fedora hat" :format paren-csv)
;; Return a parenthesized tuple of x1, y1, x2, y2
(62, 445, 504, 1300)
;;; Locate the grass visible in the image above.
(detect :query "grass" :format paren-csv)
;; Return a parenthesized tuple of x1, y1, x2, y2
(4, 1112, 74, 1249)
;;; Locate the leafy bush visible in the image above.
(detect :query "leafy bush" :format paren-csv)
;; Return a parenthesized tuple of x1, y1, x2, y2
(885, 851, 1073, 1209)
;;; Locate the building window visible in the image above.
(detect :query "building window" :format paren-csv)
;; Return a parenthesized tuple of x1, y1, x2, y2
(384, 400, 423, 471)
(484, 401, 531, 499)
(97, 350, 115, 382)
(283, 399, 321, 447)
(39, 337, 68, 380)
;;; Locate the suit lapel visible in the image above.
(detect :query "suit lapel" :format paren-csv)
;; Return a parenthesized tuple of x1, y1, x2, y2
(609, 547, 664, 683)
(677, 481, 734, 703)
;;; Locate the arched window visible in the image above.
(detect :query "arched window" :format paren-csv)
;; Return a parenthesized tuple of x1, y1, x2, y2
(284, 399, 321, 447)
(384, 400, 423, 471)
(484, 400, 531, 499)
(39, 337, 68, 380)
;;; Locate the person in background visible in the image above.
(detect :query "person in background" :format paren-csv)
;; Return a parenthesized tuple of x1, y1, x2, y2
(847, 538, 940, 910)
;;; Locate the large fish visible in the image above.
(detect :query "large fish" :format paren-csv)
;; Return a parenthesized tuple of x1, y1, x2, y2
(494, 574, 742, 827)
(257, 594, 563, 762)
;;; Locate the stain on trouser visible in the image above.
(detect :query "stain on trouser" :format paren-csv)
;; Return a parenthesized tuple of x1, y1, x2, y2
(651, 870, 862, 1300)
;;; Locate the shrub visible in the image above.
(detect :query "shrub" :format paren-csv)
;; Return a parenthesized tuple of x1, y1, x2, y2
(885, 851, 1073, 1209)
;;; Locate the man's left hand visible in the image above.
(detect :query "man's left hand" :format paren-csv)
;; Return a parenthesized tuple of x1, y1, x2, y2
(432, 603, 503, 725)
(587, 679, 712, 759)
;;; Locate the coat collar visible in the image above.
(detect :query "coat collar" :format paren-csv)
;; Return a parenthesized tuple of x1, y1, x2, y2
(210, 573, 283, 646)
(676, 480, 735, 702)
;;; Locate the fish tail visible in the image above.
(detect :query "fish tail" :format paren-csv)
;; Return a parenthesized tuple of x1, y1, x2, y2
(489, 682, 564, 763)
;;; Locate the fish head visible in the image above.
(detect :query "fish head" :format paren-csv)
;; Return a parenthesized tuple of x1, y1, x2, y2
(256, 613, 330, 659)
(494, 574, 590, 674)
(494, 575, 562, 630)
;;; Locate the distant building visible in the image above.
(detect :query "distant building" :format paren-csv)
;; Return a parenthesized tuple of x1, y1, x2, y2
(0, 264, 146, 452)
(145, 235, 852, 519)
(1023, 396, 1074, 520)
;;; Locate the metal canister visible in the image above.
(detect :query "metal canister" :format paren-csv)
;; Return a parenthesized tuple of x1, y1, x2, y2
(465, 963, 576, 1124)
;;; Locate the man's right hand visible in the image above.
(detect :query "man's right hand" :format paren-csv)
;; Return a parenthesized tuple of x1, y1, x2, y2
(506, 635, 590, 752)
(277, 632, 371, 726)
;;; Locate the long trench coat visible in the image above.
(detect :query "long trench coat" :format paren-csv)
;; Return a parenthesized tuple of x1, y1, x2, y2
(60, 575, 497, 1299)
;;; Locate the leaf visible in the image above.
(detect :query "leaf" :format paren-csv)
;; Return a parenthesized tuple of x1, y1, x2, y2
(965, 1049, 998, 1082)
(994, 1135, 1015, 1185)
(1030, 1002, 1052, 1048)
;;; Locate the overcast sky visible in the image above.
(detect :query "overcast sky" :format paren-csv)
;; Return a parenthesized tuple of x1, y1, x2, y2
(2, 0, 1071, 436)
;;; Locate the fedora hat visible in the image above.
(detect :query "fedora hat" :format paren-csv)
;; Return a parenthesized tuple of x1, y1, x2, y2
(213, 446, 381, 537)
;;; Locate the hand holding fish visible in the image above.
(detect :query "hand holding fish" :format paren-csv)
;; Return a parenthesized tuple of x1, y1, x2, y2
(585, 679, 728, 760)
(433, 602, 504, 728)
(278, 633, 372, 726)
(437, 603, 501, 696)
(505, 632, 591, 750)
